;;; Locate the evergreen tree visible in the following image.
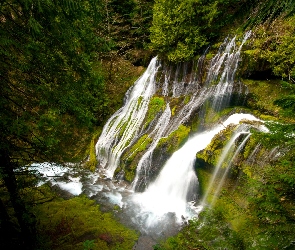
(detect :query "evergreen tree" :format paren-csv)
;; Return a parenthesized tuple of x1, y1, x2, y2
(0, 0, 109, 248)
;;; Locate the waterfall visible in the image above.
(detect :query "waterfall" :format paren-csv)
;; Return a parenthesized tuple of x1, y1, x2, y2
(96, 32, 252, 185)
(95, 57, 160, 177)
(208, 31, 252, 111)
(132, 114, 260, 226)
(200, 118, 267, 208)
(132, 104, 172, 190)
(95, 32, 255, 228)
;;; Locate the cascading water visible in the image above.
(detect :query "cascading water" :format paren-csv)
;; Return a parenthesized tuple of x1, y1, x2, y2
(132, 114, 260, 223)
(132, 104, 172, 190)
(200, 118, 269, 208)
(206, 31, 251, 111)
(30, 31, 266, 249)
(210, 132, 251, 206)
(92, 31, 258, 244)
(95, 57, 160, 177)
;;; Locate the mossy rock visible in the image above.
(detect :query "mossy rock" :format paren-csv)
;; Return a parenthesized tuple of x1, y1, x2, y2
(115, 134, 153, 183)
(143, 96, 166, 129)
(196, 124, 237, 167)
(156, 124, 191, 154)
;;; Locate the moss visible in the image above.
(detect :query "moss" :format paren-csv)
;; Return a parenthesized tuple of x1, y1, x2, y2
(242, 136, 258, 160)
(33, 195, 138, 250)
(243, 79, 288, 117)
(117, 134, 153, 182)
(196, 124, 237, 166)
(136, 96, 143, 111)
(144, 96, 165, 128)
(169, 96, 185, 117)
(184, 95, 190, 104)
(122, 134, 152, 164)
(205, 53, 215, 60)
(195, 164, 212, 198)
(157, 124, 190, 154)
(171, 106, 177, 116)
(85, 130, 101, 172)
(124, 167, 137, 183)
(95, 57, 145, 117)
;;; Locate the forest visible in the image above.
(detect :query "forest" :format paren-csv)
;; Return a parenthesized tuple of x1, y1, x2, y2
(0, 0, 295, 249)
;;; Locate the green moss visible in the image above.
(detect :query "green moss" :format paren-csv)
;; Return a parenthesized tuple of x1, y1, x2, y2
(242, 136, 258, 160)
(118, 134, 153, 182)
(136, 96, 143, 111)
(144, 96, 165, 128)
(124, 167, 137, 183)
(196, 124, 237, 166)
(205, 53, 214, 60)
(184, 95, 190, 104)
(117, 112, 133, 138)
(157, 124, 190, 154)
(122, 134, 152, 164)
(195, 165, 211, 198)
(33, 195, 138, 250)
(85, 130, 101, 172)
(243, 79, 287, 117)
(171, 106, 177, 116)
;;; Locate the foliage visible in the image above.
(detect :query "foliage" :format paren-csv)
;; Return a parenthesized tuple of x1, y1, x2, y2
(155, 208, 245, 250)
(243, 16, 295, 84)
(245, 0, 295, 27)
(150, 0, 251, 62)
(0, 0, 110, 247)
(0, 0, 109, 165)
(33, 195, 138, 250)
(242, 79, 288, 117)
(100, 0, 154, 65)
(196, 124, 237, 166)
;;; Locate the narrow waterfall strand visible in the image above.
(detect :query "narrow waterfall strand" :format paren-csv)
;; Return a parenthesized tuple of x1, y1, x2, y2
(210, 132, 251, 207)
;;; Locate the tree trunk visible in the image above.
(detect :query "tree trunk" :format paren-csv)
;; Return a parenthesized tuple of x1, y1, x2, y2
(0, 149, 36, 249)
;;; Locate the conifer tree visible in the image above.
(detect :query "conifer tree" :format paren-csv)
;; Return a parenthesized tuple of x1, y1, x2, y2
(0, 0, 108, 247)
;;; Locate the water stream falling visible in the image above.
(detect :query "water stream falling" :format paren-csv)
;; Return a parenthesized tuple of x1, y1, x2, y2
(95, 57, 160, 177)
(92, 32, 257, 234)
(33, 32, 263, 248)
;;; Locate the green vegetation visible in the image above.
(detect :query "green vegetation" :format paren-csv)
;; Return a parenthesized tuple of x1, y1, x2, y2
(33, 193, 138, 250)
(157, 125, 190, 154)
(85, 130, 102, 172)
(144, 96, 166, 129)
(119, 134, 153, 182)
(196, 125, 237, 166)
(2, 0, 295, 249)
(154, 208, 245, 250)
(150, 0, 255, 62)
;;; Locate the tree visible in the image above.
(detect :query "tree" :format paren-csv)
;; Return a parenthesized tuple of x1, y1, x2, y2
(0, 0, 109, 248)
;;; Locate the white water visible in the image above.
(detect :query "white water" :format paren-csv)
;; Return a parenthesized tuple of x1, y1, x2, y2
(62, 32, 258, 238)
(132, 104, 172, 190)
(132, 113, 261, 225)
(95, 57, 159, 177)
(30, 162, 83, 195)
(209, 31, 252, 111)
(210, 132, 251, 206)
